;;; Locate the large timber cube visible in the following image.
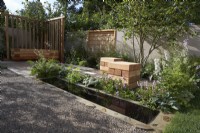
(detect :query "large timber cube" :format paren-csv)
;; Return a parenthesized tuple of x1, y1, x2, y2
(108, 61, 141, 88)
(100, 57, 123, 72)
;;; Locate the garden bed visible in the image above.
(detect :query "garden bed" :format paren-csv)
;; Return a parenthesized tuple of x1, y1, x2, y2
(41, 77, 159, 124)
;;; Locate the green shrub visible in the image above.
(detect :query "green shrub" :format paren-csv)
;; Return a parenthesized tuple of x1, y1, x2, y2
(96, 76, 136, 99)
(29, 57, 63, 78)
(65, 67, 85, 84)
(136, 52, 200, 112)
(82, 76, 99, 87)
(86, 57, 98, 68)
(65, 45, 88, 65)
(160, 53, 199, 107)
(78, 60, 88, 67)
(97, 76, 118, 94)
(82, 74, 136, 100)
(119, 89, 136, 100)
(141, 61, 155, 79)
(136, 86, 181, 112)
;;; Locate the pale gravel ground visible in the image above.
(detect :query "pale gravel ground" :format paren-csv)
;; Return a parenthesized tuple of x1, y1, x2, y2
(0, 69, 149, 133)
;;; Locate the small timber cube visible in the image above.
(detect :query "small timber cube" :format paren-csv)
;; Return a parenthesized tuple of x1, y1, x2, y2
(100, 57, 123, 72)
(108, 61, 141, 88)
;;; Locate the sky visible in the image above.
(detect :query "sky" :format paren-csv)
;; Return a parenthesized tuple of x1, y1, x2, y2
(5, 0, 56, 14)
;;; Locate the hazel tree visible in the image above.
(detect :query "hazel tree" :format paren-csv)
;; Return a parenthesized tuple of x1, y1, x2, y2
(16, 0, 46, 20)
(106, 0, 197, 67)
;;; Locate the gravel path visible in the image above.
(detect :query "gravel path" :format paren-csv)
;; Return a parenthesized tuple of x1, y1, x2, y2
(0, 69, 149, 133)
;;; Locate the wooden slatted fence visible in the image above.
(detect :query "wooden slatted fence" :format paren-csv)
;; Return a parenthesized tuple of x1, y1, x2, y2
(1, 12, 64, 62)
(87, 29, 116, 52)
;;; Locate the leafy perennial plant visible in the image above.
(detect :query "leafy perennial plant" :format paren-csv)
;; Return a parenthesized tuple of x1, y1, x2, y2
(29, 57, 64, 78)
(136, 50, 200, 112)
(30, 51, 200, 113)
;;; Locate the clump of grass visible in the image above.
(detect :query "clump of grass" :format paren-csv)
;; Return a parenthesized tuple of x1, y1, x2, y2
(164, 89, 200, 133)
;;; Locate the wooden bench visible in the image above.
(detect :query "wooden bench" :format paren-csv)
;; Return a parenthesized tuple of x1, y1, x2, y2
(108, 61, 141, 88)
(100, 57, 123, 72)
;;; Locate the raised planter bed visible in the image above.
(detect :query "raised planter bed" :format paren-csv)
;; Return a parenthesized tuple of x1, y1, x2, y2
(41, 77, 159, 124)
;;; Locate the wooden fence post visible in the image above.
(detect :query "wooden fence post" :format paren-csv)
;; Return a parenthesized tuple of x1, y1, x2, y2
(5, 14, 10, 59)
(60, 17, 65, 62)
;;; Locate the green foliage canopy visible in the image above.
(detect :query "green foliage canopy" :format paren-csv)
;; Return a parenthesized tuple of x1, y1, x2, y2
(16, 0, 46, 20)
(105, 0, 198, 66)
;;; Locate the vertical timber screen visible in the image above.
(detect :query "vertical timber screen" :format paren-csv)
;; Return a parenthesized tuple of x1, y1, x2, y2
(87, 29, 116, 52)
(1, 12, 64, 62)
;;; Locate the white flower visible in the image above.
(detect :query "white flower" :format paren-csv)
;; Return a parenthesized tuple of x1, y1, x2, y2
(183, 39, 189, 51)
(164, 50, 170, 61)
(116, 91, 119, 96)
(154, 58, 161, 75)
(196, 65, 200, 70)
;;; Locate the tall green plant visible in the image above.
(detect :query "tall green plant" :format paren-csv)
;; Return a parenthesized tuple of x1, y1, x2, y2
(105, 0, 196, 66)
(29, 57, 63, 78)
(65, 66, 85, 84)
(137, 49, 200, 112)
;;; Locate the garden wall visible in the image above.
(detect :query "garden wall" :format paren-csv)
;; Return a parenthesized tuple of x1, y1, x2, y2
(186, 25, 200, 56)
(116, 25, 200, 60)
(65, 25, 200, 61)
(115, 31, 163, 60)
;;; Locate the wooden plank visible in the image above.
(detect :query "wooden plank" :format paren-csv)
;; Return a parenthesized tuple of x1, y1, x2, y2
(100, 61, 105, 66)
(36, 21, 39, 49)
(49, 21, 51, 49)
(48, 21, 51, 49)
(45, 21, 48, 49)
(41, 22, 44, 49)
(89, 29, 115, 32)
(100, 57, 123, 62)
(20, 18, 23, 49)
(47, 16, 65, 21)
(25, 20, 27, 49)
(114, 30, 117, 47)
(58, 20, 60, 51)
(100, 66, 109, 72)
(20, 18, 25, 48)
(5, 14, 9, 59)
(33, 22, 35, 49)
(55, 21, 58, 50)
(29, 22, 31, 49)
(57, 20, 59, 50)
(108, 68, 115, 75)
(87, 30, 90, 49)
(5, 14, 38, 21)
(60, 17, 65, 62)
(114, 69, 122, 76)
(52, 21, 55, 50)
(15, 18, 18, 48)
(108, 61, 141, 71)
(11, 16, 14, 49)
(43, 22, 46, 49)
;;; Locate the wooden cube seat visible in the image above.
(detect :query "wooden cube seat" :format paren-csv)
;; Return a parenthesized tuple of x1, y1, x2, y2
(100, 57, 123, 72)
